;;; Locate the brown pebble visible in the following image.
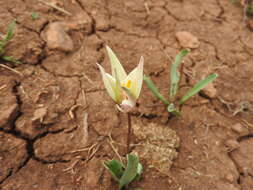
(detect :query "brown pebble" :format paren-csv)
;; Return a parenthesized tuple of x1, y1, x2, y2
(225, 173, 235, 183)
(175, 31, 200, 49)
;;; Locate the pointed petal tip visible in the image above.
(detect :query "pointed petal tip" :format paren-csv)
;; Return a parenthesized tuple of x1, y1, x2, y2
(140, 56, 144, 62)
(105, 45, 112, 53)
(138, 56, 144, 67)
(96, 63, 104, 72)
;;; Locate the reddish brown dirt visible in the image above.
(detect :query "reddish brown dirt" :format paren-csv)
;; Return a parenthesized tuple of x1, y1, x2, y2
(0, 0, 253, 189)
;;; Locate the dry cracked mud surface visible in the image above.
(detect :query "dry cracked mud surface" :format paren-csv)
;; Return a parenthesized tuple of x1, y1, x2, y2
(0, 0, 253, 189)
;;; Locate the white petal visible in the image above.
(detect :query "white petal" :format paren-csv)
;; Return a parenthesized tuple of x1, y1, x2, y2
(97, 63, 117, 101)
(122, 56, 144, 99)
(106, 45, 127, 82)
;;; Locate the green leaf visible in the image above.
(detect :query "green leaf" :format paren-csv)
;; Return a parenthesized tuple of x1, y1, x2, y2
(167, 103, 181, 116)
(134, 163, 143, 181)
(119, 154, 139, 189)
(143, 75, 170, 105)
(104, 159, 125, 181)
(169, 49, 189, 100)
(0, 21, 16, 52)
(4, 21, 16, 42)
(180, 73, 218, 104)
(2, 56, 21, 64)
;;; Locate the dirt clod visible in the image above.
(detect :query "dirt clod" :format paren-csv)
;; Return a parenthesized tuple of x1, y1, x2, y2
(175, 31, 200, 49)
(41, 22, 74, 52)
(0, 132, 27, 182)
(201, 82, 217, 99)
(34, 122, 89, 161)
(0, 77, 18, 129)
(231, 138, 253, 176)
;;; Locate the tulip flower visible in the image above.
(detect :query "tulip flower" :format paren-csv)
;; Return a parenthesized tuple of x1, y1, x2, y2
(97, 46, 144, 113)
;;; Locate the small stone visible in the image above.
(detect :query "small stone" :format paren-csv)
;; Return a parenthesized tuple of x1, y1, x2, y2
(225, 139, 240, 151)
(175, 31, 200, 49)
(225, 173, 235, 183)
(231, 123, 249, 135)
(201, 82, 217, 98)
(41, 22, 74, 52)
(31, 107, 47, 122)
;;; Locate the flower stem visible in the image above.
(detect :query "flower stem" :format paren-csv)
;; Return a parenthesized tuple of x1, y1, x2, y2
(126, 113, 132, 153)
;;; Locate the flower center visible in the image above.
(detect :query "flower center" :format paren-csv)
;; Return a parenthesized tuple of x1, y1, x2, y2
(122, 80, 131, 89)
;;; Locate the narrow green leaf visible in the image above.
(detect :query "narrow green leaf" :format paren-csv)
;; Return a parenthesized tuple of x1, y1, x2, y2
(143, 75, 170, 105)
(119, 154, 139, 189)
(2, 56, 21, 64)
(104, 159, 125, 181)
(180, 73, 218, 104)
(169, 49, 189, 100)
(5, 21, 16, 42)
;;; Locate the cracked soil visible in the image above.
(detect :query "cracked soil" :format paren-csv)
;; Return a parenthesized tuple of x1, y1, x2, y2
(0, 0, 253, 189)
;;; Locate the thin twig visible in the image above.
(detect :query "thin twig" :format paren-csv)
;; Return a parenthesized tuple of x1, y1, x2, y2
(37, 0, 72, 16)
(108, 139, 123, 163)
(0, 64, 23, 76)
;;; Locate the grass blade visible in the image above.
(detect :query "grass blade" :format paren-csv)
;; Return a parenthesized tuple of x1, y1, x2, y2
(144, 75, 169, 105)
(0, 21, 16, 53)
(169, 49, 189, 100)
(180, 73, 218, 104)
(104, 159, 125, 181)
(2, 56, 21, 64)
(5, 21, 16, 42)
(119, 154, 139, 189)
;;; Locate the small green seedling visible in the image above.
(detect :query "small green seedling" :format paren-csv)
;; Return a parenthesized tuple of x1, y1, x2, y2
(104, 154, 143, 190)
(0, 21, 20, 64)
(31, 12, 40, 20)
(144, 50, 218, 116)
